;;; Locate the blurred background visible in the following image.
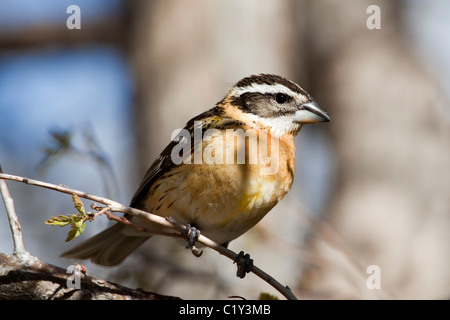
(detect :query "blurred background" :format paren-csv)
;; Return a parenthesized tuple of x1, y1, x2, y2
(0, 0, 449, 299)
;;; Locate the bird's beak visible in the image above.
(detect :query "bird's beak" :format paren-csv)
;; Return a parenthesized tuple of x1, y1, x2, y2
(294, 99, 330, 124)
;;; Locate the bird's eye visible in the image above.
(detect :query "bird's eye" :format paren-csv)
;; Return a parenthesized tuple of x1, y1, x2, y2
(275, 93, 288, 104)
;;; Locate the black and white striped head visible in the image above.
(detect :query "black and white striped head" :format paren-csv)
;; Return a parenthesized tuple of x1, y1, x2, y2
(226, 74, 330, 137)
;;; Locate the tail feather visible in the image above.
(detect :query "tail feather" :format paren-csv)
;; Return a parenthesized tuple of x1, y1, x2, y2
(61, 223, 149, 266)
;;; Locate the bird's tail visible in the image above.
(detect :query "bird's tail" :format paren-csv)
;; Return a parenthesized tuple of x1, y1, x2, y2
(61, 223, 149, 266)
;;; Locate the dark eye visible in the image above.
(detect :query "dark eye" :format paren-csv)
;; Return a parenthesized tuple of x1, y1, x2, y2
(275, 93, 288, 104)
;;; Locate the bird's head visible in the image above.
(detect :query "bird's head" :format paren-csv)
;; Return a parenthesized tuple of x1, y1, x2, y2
(223, 74, 330, 137)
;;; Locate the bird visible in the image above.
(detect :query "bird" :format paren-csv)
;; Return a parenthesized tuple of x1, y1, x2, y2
(61, 73, 330, 276)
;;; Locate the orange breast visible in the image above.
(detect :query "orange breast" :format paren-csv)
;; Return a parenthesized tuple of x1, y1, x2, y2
(139, 126, 296, 244)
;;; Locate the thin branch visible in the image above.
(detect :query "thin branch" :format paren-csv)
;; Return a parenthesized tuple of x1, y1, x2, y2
(92, 204, 185, 240)
(0, 171, 298, 300)
(0, 167, 31, 262)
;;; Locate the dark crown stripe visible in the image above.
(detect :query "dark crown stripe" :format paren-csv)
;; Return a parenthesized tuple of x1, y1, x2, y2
(235, 74, 306, 96)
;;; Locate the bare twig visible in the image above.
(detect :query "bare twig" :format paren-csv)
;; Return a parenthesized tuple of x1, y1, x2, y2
(0, 171, 298, 300)
(91, 204, 185, 240)
(0, 167, 33, 263)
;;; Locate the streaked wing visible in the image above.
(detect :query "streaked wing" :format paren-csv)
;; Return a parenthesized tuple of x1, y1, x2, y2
(129, 107, 242, 208)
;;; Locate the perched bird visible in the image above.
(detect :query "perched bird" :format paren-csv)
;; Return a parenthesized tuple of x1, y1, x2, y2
(62, 74, 330, 274)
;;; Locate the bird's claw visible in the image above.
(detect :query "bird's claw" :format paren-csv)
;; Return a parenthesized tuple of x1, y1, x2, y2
(234, 251, 253, 278)
(183, 224, 203, 257)
(183, 224, 200, 247)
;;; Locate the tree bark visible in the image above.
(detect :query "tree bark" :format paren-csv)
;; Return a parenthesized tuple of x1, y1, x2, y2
(0, 253, 178, 300)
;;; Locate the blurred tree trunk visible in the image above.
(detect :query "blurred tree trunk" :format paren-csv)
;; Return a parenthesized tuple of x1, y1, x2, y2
(298, 0, 450, 299)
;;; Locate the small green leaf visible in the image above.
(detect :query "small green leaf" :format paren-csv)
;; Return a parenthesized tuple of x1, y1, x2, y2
(72, 193, 86, 217)
(45, 193, 93, 242)
(65, 219, 86, 242)
(45, 215, 72, 227)
(46, 213, 87, 242)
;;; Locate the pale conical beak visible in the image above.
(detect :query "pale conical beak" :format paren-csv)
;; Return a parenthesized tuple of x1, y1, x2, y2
(294, 99, 330, 124)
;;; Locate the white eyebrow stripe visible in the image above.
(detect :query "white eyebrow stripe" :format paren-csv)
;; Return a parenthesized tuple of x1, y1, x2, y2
(231, 83, 302, 99)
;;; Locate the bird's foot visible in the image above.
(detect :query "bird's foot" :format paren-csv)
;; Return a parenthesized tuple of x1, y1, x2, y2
(183, 224, 203, 257)
(234, 251, 253, 278)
